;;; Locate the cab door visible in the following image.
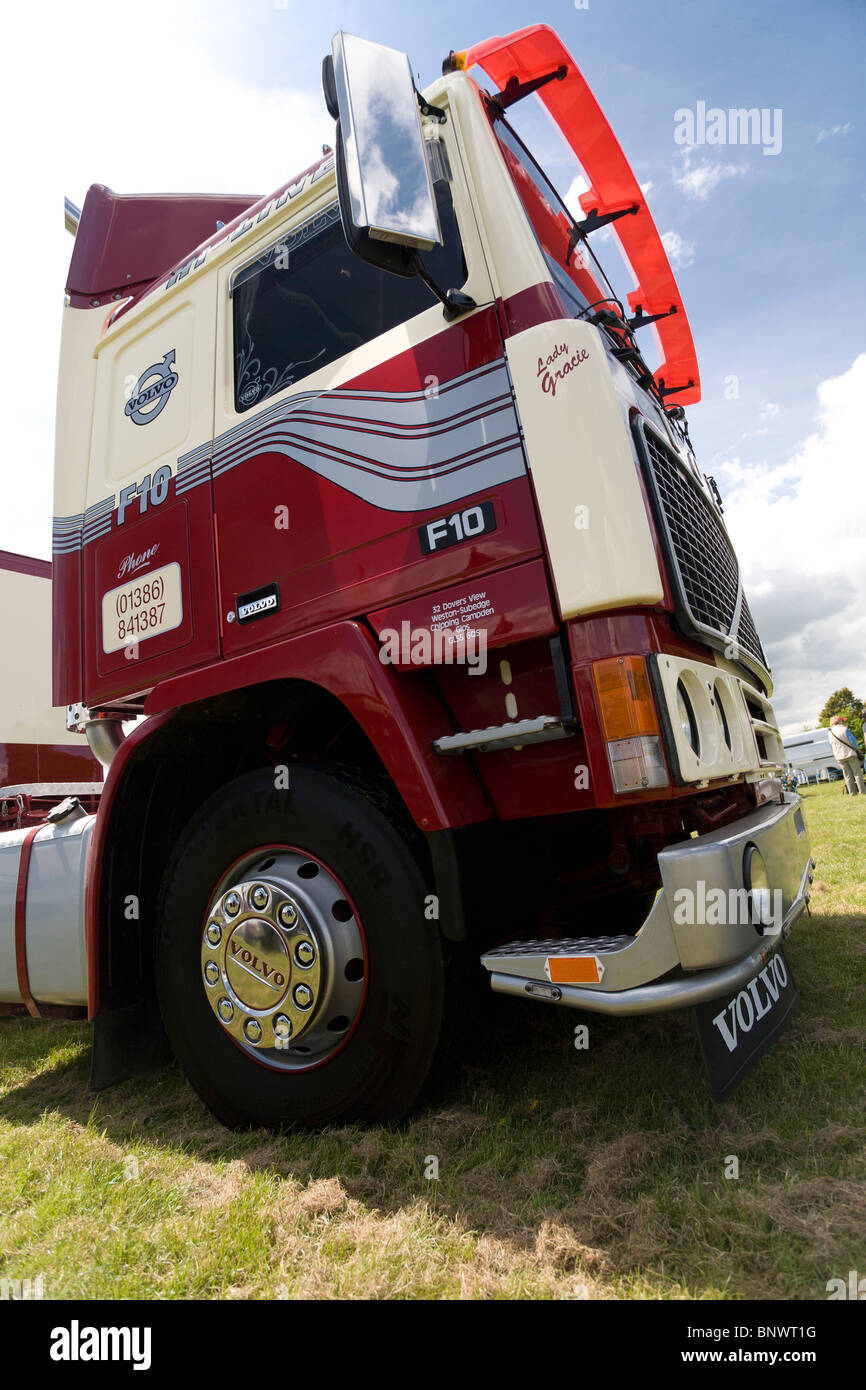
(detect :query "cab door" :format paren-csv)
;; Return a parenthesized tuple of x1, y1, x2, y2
(210, 136, 538, 660)
(83, 274, 221, 705)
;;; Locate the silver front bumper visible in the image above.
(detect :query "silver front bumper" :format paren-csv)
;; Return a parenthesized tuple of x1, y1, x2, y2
(484, 793, 813, 1014)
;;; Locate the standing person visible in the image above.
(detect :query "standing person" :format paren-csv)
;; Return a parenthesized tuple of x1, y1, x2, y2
(828, 715, 866, 796)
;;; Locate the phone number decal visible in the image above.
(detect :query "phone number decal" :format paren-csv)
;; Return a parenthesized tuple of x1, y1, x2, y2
(102, 561, 183, 654)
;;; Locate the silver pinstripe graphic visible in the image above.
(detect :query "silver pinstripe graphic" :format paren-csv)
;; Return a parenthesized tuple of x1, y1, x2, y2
(53, 359, 526, 549)
(211, 358, 526, 512)
(53, 497, 113, 554)
(175, 441, 213, 496)
(52, 513, 85, 555)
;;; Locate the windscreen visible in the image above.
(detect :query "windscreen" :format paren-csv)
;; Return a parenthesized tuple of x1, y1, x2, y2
(491, 112, 623, 320)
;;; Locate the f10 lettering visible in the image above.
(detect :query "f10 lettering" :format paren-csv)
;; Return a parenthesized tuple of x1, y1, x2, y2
(117, 466, 172, 525)
(419, 501, 496, 555)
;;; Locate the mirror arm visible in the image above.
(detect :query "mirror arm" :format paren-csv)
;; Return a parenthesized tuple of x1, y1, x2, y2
(410, 253, 476, 320)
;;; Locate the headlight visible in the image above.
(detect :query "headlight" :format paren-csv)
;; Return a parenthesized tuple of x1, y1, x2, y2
(744, 843, 773, 931)
(713, 681, 732, 751)
(676, 678, 699, 756)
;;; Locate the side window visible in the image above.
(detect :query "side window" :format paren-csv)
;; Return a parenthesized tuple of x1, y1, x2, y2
(232, 183, 467, 413)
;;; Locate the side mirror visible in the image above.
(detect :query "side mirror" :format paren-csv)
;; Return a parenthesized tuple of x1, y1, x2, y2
(323, 31, 442, 278)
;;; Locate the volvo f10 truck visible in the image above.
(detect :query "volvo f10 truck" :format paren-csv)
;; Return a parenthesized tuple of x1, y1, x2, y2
(0, 25, 813, 1122)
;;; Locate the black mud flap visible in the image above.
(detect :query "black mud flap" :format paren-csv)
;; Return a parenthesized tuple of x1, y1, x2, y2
(694, 945, 799, 1102)
(89, 1000, 173, 1091)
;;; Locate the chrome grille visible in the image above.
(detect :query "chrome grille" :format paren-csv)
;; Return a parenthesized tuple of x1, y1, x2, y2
(636, 422, 769, 681)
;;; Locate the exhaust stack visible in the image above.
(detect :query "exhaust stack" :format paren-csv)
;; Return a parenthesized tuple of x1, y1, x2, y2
(64, 197, 81, 236)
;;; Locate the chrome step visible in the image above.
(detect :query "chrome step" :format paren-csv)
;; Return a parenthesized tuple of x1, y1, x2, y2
(0, 783, 104, 798)
(432, 716, 573, 756)
(482, 935, 634, 985)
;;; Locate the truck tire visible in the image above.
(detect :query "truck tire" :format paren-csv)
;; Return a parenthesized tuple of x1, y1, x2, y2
(154, 765, 454, 1128)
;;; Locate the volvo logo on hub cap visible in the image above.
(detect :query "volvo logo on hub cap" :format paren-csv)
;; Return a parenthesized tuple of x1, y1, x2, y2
(225, 919, 290, 1010)
(200, 875, 325, 1060)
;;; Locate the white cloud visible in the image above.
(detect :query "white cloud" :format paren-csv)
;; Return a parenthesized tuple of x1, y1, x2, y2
(719, 354, 866, 728)
(660, 230, 696, 268)
(1, 2, 329, 559)
(675, 160, 748, 200)
(564, 175, 592, 221)
(759, 402, 780, 422)
(816, 121, 853, 143)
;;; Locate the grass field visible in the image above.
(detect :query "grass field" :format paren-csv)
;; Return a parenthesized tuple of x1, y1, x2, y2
(1, 782, 864, 1300)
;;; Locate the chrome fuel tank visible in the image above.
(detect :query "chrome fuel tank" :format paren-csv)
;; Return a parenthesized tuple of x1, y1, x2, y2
(0, 806, 94, 1007)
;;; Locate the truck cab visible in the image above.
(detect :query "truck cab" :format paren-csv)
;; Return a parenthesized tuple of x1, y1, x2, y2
(1, 24, 812, 1121)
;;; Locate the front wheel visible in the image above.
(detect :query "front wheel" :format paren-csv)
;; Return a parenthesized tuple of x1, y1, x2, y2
(155, 765, 453, 1128)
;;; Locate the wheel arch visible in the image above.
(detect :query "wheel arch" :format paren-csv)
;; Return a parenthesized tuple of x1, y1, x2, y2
(88, 659, 483, 1026)
(143, 620, 491, 831)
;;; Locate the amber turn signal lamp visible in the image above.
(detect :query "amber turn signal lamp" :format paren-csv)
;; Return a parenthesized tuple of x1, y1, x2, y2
(592, 655, 659, 740)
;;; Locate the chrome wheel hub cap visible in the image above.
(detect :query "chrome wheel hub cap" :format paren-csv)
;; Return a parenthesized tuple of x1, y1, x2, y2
(200, 848, 365, 1070)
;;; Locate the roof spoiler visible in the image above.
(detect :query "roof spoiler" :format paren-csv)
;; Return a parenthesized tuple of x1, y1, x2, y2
(460, 24, 701, 407)
(65, 184, 259, 309)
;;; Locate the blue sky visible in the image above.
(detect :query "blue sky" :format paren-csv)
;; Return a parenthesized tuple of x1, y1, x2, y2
(2, 0, 863, 729)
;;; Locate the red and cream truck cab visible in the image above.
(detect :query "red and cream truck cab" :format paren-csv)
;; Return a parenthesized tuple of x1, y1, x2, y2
(0, 25, 813, 1121)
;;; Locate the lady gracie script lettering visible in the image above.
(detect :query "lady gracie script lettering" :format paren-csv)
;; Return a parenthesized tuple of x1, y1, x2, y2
(536, 342, 590, 398)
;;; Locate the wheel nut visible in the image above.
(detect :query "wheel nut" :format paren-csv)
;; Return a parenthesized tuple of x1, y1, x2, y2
(278, 902, 298, 929)
(218, 998, 234, 1022)
(293, 983, 313, 1009)
(274, 1014, 292, 1038)
(244, 1018, 263, 1043)
(224, 892, 241, 917)
(206, 921, 222, 946)
(250, 885, 269, 910)
(204, 961, 220, 985)
(295, 940, 315, 967)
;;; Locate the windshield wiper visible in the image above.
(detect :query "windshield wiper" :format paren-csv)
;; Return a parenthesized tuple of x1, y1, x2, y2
(565, 203, 638, 265)
(580, 305, 658, 394)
